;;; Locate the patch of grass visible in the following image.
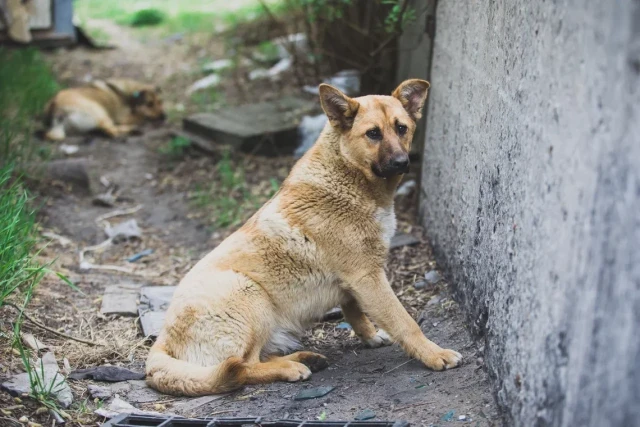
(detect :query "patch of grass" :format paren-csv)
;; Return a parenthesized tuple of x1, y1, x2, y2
(190, 87, 223, 111)
(0, 48, 59, 167)
(74, 0, 285, 35)
(159, 136, 192, 158)
(129, 8, 167, 27)
(0, 48, 75, 417)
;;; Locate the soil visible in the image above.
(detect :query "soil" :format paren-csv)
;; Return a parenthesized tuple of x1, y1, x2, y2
(0, 19, 503, 427)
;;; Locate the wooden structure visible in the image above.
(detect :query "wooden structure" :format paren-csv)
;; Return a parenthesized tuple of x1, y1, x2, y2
(0, 0, 75, 47)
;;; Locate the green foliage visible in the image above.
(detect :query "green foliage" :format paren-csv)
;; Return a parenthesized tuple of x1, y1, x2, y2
(129, 8, 167, 27)
(382, 0, 416, 33)
(159, 136, 192, 158)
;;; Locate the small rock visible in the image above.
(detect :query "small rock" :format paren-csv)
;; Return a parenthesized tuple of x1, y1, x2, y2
(336, 322, 352, 330)
(19, 416, 28, 422)
(186, 74, 221, 95)
(59, 144, 79, 155)
(355, 409, 376, 420)
(294, 386, 335, 400)
(414, 280, 427, 290)
(88, 384, 112, 400)
(424, 270, 442, 285)
(427, 295, 442, 306)
(458, 415, 467, 421)
(68, 366, 145, 382)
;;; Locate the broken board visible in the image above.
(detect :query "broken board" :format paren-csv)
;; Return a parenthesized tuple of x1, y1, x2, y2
(183, 97, 318, 156)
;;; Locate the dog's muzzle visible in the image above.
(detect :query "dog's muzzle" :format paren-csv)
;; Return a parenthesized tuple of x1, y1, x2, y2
(373, 153, 410, 178)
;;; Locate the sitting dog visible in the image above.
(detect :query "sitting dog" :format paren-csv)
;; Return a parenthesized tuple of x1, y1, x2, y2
(43, 79, 165, 141)
(145, 79, 462, 396)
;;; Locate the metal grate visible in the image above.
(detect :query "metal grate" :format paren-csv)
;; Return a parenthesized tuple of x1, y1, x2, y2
(102, 415, 410, 427)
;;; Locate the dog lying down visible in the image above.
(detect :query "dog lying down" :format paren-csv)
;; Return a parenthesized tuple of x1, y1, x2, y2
(145, 79, 462, 397)
(43, 79, 165, 141)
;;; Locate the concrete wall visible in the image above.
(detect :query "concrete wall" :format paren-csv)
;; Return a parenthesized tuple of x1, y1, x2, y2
(420, 1, 639, 426)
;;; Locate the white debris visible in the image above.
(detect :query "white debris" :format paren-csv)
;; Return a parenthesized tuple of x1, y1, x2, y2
(186, 74, 221, 95)
(272, 32, 308, 60)
(396, 179, 416, 197)
(249, 57, 293, 81)
(295, 114, 327, 158)
(458, 415, 467, 421)
(94, 395, 167, 419)
(202, 58, 233, 72)
(104, 219, 141, 241)
(59, 144, 79, 155)
(304, 69, 361, 96)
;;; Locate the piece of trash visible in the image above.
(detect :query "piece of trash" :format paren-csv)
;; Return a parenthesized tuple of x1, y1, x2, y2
(20, 333, 48, 351)
(294, 386, 335, 400)
(458, 415, 467, 421)
(441, 410, 455, 422)
(1, 352, 73, 408)
(304, 69, 361, 96)
(94, 395, 166, 419)
(322, 307, 343, 321)
(249, 57, 292, 81)
(186, 74, 221, 95)
(93, 186, 119, 207)
(202, 58, 234, 72)
(415, 384, 426, 389)
(101, 283, 143, 316)
(355, 409, 376, 420)
(396, 180, 416, 197)
(336, 322, 352, 330)
(59, 144, 79, 155)
(295, 114, 327, 158)
(68, 366, 145, 382)
(127, 249, 153, 263)
(424, 270, 442, 285)
(272, 33, 308, 60)
(105, 219, 142, 242)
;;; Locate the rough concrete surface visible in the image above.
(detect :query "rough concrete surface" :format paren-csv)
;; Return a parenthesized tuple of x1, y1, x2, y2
(420, 1, 639, 426)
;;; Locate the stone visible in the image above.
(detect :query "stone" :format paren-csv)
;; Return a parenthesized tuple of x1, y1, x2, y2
(104, 219, 141, 242)
(389, 233, 420, 249)
(294, 386, 335, 400)
(355, 409, 376, 420)
(100, 284, 143, 316)
(423, 270, 442, 285)
(68, 366, 145, 382)
(183, 97, 318, 156)
(1, 352, 73, 408)
(138, 285, 176, 338)
(88, 384, 112, 400)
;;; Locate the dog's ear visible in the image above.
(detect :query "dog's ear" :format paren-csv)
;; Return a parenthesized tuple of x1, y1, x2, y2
(392, 79, 430, 121)
(319, 84, 360, 130)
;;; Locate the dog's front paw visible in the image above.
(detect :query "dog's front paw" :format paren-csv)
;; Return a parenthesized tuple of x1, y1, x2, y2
(423, 348, 463, 370)
(364, 329, 393, 348)
(282, 361, 312, 382)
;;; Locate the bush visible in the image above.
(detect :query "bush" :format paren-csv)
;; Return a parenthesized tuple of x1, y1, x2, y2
(129, 8, 166, 27)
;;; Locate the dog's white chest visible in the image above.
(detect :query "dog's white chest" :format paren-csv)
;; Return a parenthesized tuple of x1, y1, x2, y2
(375, 206, 397, 246)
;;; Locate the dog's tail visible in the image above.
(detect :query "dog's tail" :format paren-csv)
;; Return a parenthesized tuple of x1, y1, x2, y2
(145, 339, 246, 397)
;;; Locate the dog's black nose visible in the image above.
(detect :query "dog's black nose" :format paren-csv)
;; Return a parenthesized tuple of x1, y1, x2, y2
(388, 154, 410, 174)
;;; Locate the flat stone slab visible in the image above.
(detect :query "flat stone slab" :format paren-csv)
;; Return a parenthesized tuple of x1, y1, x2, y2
(101, 284, 143, 316)
(390, 233, 420, 249)
(138, 286, 176, 338)
(183, 97, 317, 156)
(1, 352, 73, 408)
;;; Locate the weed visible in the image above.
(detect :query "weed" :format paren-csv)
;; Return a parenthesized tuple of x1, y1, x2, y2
(129, 8, 167, 27)
(159, 136, 192, 158)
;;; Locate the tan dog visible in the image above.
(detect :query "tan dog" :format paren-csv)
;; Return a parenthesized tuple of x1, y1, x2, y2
(43, 79, 165, 141)
(145, 79, 462, 396)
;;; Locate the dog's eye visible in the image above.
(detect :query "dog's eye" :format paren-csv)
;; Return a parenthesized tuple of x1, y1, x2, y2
(366, 128, 382, 141)
(397, 123, 408, 136)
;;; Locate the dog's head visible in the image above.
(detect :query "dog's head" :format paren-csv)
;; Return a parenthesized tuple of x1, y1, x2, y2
(129, 86, 166, 122)
(319, 79, 429, 179)
(106, 79, 166, 122)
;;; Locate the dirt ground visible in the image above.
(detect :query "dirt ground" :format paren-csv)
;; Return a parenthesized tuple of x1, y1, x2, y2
(0, 19, 502, 427)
